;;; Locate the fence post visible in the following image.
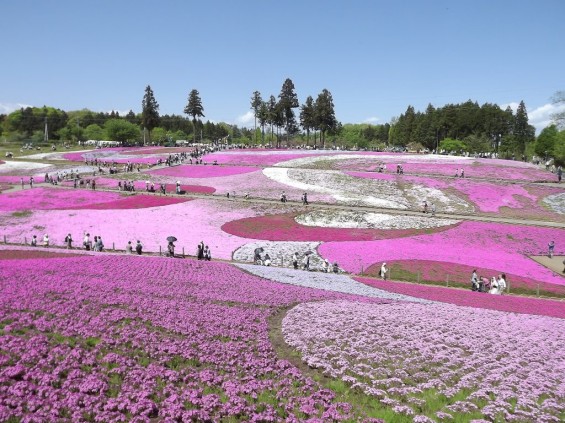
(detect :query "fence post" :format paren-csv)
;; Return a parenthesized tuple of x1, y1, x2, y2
(507, 281, 510, 294)
(182, 247, 185, 258)
(446, 274, 449, 287)
(159, 245, 162, 256)
(25, 237, 27, 245)
(3, 235, 6, 244)
(112, 242, 115, 251)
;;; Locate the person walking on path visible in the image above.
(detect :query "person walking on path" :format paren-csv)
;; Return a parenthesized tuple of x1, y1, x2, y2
(548, 240, 555, 258)
(135, 240, 143, 255)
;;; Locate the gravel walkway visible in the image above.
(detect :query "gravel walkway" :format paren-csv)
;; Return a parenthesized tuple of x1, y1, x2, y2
(235, 263, 432, 303)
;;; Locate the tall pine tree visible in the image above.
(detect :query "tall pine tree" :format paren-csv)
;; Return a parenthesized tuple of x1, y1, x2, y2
(513, 100, 535, 156)
(278, 78, 299, 146)
(141, 85, 160, 143)
(184, 90, 205, 143)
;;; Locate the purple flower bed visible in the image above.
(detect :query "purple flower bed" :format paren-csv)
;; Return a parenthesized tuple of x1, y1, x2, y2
(0, 253, 385, 422)
(283, 300, 565, 421)
(318, 221, 565, 291)
(149, 165, 260, 178)
(356, 277, 565, 318)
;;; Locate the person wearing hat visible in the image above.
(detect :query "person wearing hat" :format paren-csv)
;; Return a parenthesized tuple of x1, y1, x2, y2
(380, 262, 388, 280)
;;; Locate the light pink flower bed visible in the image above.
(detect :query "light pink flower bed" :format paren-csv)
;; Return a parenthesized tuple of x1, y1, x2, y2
(356, 277, 565, 318)
(283, 300, 565, 421)
(318, 221, 565, 289)
(347, 171, 562, 216)
(149, 165, 259, 178)
(0, 199, 270, 258)
(147, 169, 335, 203)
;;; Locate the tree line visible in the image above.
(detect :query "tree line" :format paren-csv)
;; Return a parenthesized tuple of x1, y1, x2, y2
(0, 83, 563, 164)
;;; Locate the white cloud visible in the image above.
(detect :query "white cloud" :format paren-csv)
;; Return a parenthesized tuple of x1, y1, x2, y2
(0, 102, 32, 115)
(528, 103, 565, 132)
(500, 102, 520, 113)
(234, 110, 255, 127)
(363, 116, 381, 124)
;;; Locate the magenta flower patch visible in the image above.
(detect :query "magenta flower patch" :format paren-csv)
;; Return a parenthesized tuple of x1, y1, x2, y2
(0, 187, 191, 211)
(355, 276, 565, 318)
(222, 213, 457, 242)
(318, 220, 565, 290)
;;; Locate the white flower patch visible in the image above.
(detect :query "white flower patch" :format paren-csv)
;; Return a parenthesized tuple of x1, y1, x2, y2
(235, 263, 431, 303)
(405, 184, 474, 214)
(295, 210, 459, 230)
(263, 167, 407, 208)
(263, 167, 473, 212)
(542, 193, 565, 215)
(233, 241, 321, 265)
(0, 161, 51, 173)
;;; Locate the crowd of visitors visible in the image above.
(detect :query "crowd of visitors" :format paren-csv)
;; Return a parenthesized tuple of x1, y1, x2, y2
(471, 269, 507, 294)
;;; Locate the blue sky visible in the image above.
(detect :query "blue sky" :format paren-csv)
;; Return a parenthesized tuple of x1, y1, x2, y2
(1, 0, 564, 132)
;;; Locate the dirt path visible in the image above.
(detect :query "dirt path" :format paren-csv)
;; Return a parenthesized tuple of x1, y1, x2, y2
(531, 255, 565, 274)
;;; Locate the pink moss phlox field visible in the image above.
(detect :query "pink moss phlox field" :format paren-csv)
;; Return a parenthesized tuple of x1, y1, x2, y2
(356, 277, 565, 318)
(202, 151, 330, 166)
(222, 213, 456, 242)
(0, 187, 191, 211)
(0, 199, 258, 258)
(318, 221, 565, 288)
(0, 254, 382, 422)
(363, 259, 563, 296)
(149, 165, 260, 178)
(346, 171, 557, 214)
(283, 300, 565, 421)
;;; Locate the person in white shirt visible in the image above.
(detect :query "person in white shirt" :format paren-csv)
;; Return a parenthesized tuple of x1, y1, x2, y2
(497, 274, 507, 295)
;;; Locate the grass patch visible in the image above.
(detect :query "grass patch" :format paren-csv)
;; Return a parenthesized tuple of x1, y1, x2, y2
(11, 210, 32, 218)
